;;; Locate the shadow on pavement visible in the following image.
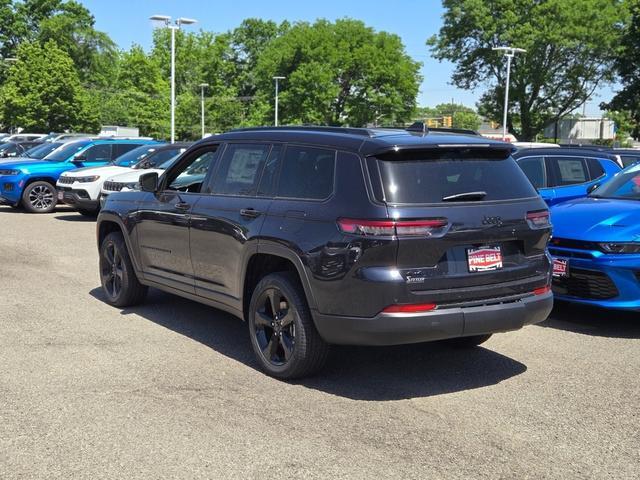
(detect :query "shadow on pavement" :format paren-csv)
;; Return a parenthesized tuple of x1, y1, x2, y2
(54, 213, 96, 222)
(538, 301, 640, 339)
(90, 287, 527, 400)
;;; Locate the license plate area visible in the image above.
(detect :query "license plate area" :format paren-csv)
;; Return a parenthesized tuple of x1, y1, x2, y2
(552, 257, 569, 278)
(467, 246, 503, 272)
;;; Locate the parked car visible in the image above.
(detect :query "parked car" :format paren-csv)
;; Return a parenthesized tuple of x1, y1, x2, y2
(56, 143, 189, 215)
(96, 126, 553, 379)
(514, 142, 560, 149)
(611, 148, 640, 168)
(549, 163, 640, 310)
(0, 138, 157, 213)
(40, 133, 93, 143)
(514, 147, 621, 205)
(99, 143, 191, 207)
(1, 133, 47, 143)
(0, 141, 43, 158)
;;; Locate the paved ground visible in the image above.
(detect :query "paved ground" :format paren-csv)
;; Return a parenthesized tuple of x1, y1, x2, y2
(1, 206, 639, 479)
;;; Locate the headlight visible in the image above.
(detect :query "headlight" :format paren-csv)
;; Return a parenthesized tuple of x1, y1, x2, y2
(75, 175, 100, 183)
(121, 182, 140, 191)
(0, 169, 21, 175)
(599, 242, 640, 254)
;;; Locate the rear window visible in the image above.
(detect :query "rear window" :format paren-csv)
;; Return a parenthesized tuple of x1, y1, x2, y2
(373, 149, 537, 204)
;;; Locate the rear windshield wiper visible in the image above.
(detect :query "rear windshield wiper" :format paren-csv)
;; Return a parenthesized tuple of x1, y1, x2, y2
(442, 191, 487, 202)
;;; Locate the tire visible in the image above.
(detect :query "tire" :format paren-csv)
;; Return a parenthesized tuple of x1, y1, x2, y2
(99, 231, 148, 307)
(444, 334, 493, 348)
(248, 272, 329, 379)
(21, 181, 57, 213)
(78, 208, 97, 217)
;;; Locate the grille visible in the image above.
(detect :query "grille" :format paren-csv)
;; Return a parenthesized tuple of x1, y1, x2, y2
(58, 176, 75, 185)
(548, 247, 593, 260)
(552, 268, 618, 300)
(103, 181, 124, 192)
(549, 238, 599, 251)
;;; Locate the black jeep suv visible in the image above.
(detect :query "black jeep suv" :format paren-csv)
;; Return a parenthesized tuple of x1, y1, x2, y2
(96, 126, 553, 378)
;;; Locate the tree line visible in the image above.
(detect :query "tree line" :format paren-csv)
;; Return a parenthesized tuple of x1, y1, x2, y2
(1, 1, 639, 141)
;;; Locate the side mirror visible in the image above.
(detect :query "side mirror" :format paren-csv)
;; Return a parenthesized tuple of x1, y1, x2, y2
(72, 152, 87, 163)
(587, 183, 600, 194)
(140, 172, 159, 192)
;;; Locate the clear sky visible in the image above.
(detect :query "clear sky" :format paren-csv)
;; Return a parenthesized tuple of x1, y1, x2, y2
(78, 0, 613, 115)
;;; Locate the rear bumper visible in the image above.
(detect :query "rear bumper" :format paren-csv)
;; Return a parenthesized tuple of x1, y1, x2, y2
(314, 291, 553, 346)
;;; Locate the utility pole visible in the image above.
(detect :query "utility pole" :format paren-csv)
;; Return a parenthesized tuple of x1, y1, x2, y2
(273, 76, 285, 126)
(199, 83, 209, 138)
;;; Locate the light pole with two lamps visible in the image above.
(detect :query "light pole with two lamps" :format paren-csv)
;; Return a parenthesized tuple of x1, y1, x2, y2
(492, 46, 526, 141)
(150, 14, 198, 143)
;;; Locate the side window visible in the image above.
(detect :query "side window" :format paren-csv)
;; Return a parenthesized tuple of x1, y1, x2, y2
(211, 143, 270, 196)
(587, 158, 605, 180)
(277, 146, 336, 200)
(147, 148, 185, 168)
(548, 156, 589, 187)
(113, 143, 143, 159)
(620, 155, 640, 168)
(517, 156, 546, 189)
(84, 144, 112, 162)
(257, 145, 283, 197)
(166, 147, 218, 193)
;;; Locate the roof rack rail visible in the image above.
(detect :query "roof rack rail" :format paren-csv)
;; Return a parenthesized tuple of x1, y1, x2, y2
(231, 125, 374, 137)
(405, 122, 480, 136)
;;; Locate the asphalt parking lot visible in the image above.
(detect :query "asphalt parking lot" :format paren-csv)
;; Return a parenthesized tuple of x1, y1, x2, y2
(1, 206, 639, 479)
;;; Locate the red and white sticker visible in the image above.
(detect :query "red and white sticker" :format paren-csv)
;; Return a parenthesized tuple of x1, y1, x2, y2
(467, 246, 503, 272)
(552, 258, 569, 278)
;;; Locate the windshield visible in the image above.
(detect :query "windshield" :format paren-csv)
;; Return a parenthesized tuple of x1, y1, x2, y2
(112, 145, 161, 167)
(134, 147, 185, 169)
(373, 149, 537, 204)
(0, 142, 18, 154)
(24, 142, 63, 159)
(591, 166, 640, 200)
(157, 153, 184, 170)
(43, 140, 91, 162)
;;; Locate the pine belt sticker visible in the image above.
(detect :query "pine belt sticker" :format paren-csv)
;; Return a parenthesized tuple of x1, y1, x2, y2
(467, 246, 503, 272)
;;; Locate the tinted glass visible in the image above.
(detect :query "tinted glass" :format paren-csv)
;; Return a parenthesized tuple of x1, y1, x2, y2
(375, 150, 536, 204)
(167, 149, 218, 192)
(23, 142, 62, 159)
(44, 140, 92, 161)
(517, 156, 545, 188)
(592, 165, 640, 200)
(548, 156, 588, 186)
(587, 158, 605, 179)
(136, 147, 186, 169)
(620, 155, 640, 168)
(278, 146, 335, 200)
(257, 145, 283, 197)
(0, 143, 18, 155)
(112, 143, 144, 159)
(211, 144, 270, 196)
(84, 144, 112, 161)
(113, 145, 160, 167)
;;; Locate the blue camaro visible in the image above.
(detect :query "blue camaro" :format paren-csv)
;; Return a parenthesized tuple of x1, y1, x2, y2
(549, 164, 640, 310)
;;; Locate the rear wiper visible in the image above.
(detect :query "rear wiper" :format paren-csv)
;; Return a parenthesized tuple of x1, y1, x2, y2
(442, 191, 487, 202)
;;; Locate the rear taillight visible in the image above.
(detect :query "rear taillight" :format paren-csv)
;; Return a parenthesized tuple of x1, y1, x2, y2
(382, 303, 437, 314)
(533, 285, 551, 296)
(337, 218, 448, 237)
(526, 210, 550, 229)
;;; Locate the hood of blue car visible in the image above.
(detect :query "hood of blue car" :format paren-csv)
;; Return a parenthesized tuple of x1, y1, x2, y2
(0, 159, 54, 171)
(551, 197, 640, 241)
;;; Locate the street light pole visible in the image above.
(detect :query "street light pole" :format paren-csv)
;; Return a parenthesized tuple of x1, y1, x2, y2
(199, 83, 209, 138)
(150, 15, 198, 143)
(493, 46, 526, 141)
(273, 76, 285, 126)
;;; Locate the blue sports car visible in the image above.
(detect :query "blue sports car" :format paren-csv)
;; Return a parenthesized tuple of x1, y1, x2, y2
(549, 164, 640, 310)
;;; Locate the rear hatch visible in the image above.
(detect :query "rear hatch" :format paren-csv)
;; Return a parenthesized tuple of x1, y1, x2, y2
(367, 146, 551, 305)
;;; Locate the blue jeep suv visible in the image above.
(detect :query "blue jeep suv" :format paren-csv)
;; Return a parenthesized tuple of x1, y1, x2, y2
(514, 148, 621, 205)
(0, 138, 157, 213)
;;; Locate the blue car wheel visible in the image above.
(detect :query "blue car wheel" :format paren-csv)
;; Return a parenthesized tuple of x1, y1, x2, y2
(22, 181, 57, 213)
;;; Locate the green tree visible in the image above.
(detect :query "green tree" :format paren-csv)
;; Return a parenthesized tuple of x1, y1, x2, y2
(253, 18, 422, 126)
(429, 0, 626, 140)
(602, 0, 640, 139)
(0, 40, 98, 132)
(415, 103, 481, 130)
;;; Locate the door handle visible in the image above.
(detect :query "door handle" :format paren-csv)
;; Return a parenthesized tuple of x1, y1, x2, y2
(240, 208, 263, 218)
(174, 201, 191, 211)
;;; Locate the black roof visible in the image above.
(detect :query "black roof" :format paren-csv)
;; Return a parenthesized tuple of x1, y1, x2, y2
(513, 147, 621, 161)
(153, 142, 192, 151)
(200, 126, 513, 157)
